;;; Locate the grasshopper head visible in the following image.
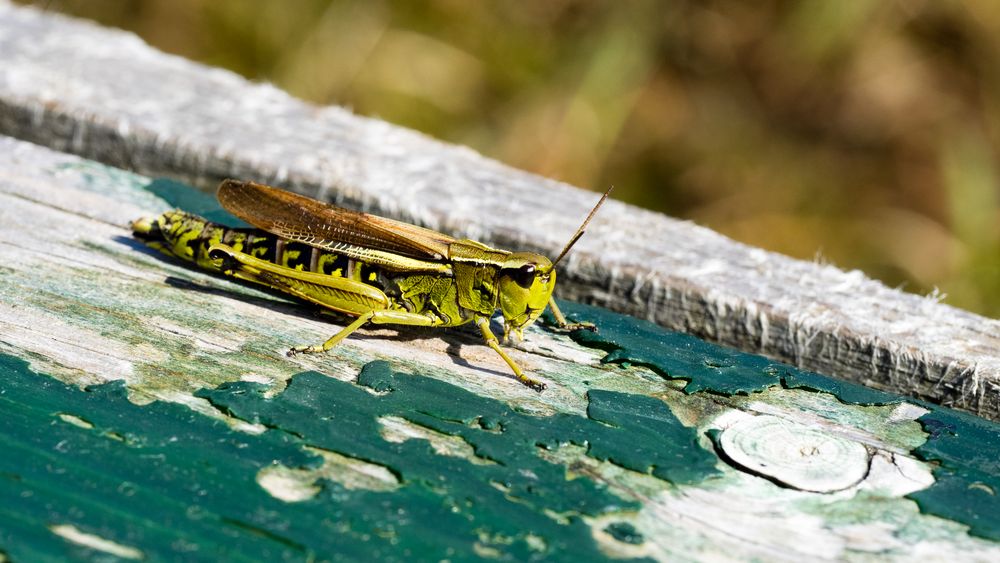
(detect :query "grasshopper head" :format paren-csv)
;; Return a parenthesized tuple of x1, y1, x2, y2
(497, 186, 612, 342)
(498, 252, 556, 342)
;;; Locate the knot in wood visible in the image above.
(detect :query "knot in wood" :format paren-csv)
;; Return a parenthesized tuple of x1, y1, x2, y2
(719, 414, 870, 493)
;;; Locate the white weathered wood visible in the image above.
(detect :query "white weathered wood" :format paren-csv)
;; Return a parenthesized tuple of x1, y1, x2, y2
(1, 134, 997, 561)
(0, 1, 997, 418)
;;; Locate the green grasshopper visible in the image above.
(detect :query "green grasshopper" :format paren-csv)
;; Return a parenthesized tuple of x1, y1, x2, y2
(132, 180, 609, 391)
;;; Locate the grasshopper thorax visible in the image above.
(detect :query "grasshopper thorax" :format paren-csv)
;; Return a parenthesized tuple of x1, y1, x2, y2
(498, 252, 556, 342)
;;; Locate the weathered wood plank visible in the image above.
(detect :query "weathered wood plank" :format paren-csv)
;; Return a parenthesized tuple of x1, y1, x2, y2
(1, 134, 999, 561)
(0, 1, 997, 421)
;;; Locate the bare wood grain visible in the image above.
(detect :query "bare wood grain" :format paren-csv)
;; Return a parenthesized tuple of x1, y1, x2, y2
(0, 1, 997, 418)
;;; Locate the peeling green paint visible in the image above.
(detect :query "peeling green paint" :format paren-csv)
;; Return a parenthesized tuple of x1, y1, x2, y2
(0, 353, 713, 560)
(585, 389, 716, 484)
(551, 299, 1000, 543)
(551, 300, 902, 406)
(548, 301, 780, 395)
(0, 354, 317, 561)
(604, 522, 644, 545)
(780, 369, 899, 406)
(908, 407, 1000, 541)
(141, 178, 248, 227)
(197, 360, 718, 556)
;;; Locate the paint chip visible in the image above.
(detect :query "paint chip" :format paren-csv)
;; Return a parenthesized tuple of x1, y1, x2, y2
(50, 524, 144, 560)
(57, 413, 94, 429)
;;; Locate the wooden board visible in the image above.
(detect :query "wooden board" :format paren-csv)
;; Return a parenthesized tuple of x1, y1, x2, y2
(1, 135, 999, 561)
(0, 2, 997, 420)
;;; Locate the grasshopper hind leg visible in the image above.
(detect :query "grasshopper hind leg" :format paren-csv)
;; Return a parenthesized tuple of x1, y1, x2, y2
(289, 309, 443, 356)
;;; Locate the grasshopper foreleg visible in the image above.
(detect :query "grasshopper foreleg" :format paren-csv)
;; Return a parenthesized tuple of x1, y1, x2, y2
(475, 317, 546, 392)
(547, 298, 597, 333)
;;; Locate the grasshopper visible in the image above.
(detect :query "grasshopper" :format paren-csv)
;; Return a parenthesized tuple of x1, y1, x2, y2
(132, 180, 609, 391)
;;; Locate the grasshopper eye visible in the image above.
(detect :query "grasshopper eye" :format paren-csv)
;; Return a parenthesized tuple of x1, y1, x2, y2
(509, 264, 536, 288)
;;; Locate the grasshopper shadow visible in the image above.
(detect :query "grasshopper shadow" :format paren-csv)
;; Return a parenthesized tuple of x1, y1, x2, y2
(114, 234, 332, 322)
(162, 276, 313, 318)
(334, 320, 517, 380)
(443, 338, 519, 381)
(113, 234, 159, 254)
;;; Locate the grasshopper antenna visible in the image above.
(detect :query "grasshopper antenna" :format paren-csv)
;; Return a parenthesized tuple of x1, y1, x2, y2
(548, 186, 613, 271)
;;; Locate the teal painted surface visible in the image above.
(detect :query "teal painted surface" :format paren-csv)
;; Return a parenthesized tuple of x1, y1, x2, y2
(0, 354, 316, 562)
(603, 522, 644, 546)
(549, 302, 780, 395)
(344, 362, 718, 486)
(553, 300, 1000, 542)
(584, 389, 716, 484)
(552, 300, 900, 405)
(908, 407, 1000, 541)
(142, 177, 248, 227)
(781, 369, 899, 406)
(1, 354, 718, 561)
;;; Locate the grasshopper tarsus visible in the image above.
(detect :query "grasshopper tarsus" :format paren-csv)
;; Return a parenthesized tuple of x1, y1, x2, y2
(554, 321, 598, 334)
(525, 379, 547, 392)
(545, 299, 597, 334)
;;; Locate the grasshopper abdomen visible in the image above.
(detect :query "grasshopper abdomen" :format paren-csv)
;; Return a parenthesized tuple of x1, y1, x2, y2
(134, 210, 385, 288)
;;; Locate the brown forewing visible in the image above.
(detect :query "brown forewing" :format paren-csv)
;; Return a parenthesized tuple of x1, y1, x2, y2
(217, 180, 454, 261)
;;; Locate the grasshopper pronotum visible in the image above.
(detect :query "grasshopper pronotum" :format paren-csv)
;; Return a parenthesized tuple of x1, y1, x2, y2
(133, 180, 609, 391)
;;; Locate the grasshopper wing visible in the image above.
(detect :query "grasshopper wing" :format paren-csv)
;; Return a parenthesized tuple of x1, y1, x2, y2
(217, 180, 454, 261)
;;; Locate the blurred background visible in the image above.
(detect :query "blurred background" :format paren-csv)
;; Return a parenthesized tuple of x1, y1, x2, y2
(22, 0, 1000, 317)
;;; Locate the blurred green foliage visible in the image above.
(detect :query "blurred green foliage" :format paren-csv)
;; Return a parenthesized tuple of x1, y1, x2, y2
(27, 0, 1000, 317)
